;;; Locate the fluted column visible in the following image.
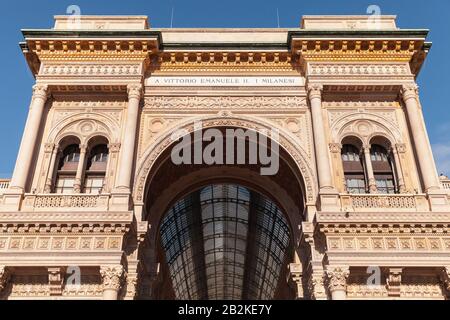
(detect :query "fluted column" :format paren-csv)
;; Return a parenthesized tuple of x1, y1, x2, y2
(100, 265, 124, 300)
(115, 84, 142, 191)
(402, 84, 440, 191)
(44, 144, 60, 193)
(73, 144, 88, 193)
(10, 84, 49, 191)
(363, 145, 377, 193)
(326, 266, 350, 300)
(391, 145, 406, 193)
(307, 84, 334, 191)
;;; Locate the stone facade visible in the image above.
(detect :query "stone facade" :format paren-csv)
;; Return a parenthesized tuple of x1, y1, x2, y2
(0, 15, 449, 300)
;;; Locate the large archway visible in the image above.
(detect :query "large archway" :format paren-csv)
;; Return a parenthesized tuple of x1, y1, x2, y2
(135, 123, 311, 300)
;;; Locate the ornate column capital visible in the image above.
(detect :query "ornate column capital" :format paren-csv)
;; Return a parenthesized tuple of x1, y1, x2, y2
(0, 266, 11, 293)
(32, 84, 49, 100)
(307, 84, 323, 100)
(362, 144, 372, 152)
(100, 265, 124, 292)
(325, 266, 350, 293)
(127, 83, 143, 100)
(401, 83, 419, 102)
(329, 143, 342, 153)
(79, 144, 88, 153)
(108, 143, 121, 153)
(395, 143, 407, 154)
(44, 143, 56, 154)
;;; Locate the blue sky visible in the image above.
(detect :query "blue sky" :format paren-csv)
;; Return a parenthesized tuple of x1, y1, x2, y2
(0, 0, 450, 177)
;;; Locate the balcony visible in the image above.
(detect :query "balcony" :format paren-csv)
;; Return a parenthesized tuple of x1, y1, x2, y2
(0, 179, 10, 195)
(340, 193, 429, 212)
(22, 193, 110, 211)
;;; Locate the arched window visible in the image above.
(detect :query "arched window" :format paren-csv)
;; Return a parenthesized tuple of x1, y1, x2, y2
(370, 144, 396, 194)
(55, 144, 80, 194)
(84, 144, 109, 194)
(342, 144, 366, 194)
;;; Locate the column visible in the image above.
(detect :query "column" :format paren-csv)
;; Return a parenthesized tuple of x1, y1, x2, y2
(391, 145, 406, 193)
(73, 144, 88, 193)
(103, 143, 120, 193)
(48, 267, 64, 296)
(9, 84, 49, 191)
(100, 265, 124, 300)
(288, 263, 304, 299)
(115, 84, 142, 191)
(44, 144, 60, 193)
(0, 266, 10, 295)
(325, 266, 349, 300)
(386, 268, 402, 298)
(307, 84, 334, 191)
(402, 84, 440, 191)
(363, 145, 378, 193)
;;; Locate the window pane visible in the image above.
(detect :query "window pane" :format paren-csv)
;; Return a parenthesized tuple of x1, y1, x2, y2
(55, 177, 75, 194)
(346, 177, 366, 194)
(84, 176, 104, 194)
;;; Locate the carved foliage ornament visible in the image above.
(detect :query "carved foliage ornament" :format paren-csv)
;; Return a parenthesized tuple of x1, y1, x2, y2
(100, 265, 124, 291)
(401, 84, 419, 101)
(307, 84, 323, 100)
(127, 84, 143, 100)
(326, 266, 350, 293)
(32, 84, 49, 100)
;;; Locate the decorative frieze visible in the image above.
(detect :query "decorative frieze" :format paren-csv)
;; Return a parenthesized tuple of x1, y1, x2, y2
(40, 63, 142, 77)
(309, 63, 411, 76)
(401, 274, 444, 299)
(326, 236, 450, 252)
(0, 235, 123, 251)
(144, 96, 307, 110)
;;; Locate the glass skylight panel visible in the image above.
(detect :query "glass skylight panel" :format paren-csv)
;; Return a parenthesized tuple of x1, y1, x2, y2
(160, 184, 290, 300)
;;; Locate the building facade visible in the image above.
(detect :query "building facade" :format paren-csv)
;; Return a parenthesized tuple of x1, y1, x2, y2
(0, 15, 450, 300)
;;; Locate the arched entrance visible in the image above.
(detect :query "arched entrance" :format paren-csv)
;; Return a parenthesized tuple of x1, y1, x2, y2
(134, 123, 312, 300)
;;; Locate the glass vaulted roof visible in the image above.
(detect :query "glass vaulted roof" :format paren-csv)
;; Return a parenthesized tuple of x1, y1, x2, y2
(159, 184, 291, 300)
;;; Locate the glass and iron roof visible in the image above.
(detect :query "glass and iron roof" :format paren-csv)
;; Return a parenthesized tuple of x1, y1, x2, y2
(159, 184, 291, 300)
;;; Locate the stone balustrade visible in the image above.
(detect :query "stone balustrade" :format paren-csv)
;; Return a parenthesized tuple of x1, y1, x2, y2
(21, 194, 110, 211)
(441, 179, 450, 191)
(340, 194, 428, 212)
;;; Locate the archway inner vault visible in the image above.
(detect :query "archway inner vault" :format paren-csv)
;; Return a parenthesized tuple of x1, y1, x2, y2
(159, 184, 291, 300)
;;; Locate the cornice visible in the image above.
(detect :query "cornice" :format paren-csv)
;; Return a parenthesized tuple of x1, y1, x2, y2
(288, 29, 430, 43)
(21, 29, 162, 43)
